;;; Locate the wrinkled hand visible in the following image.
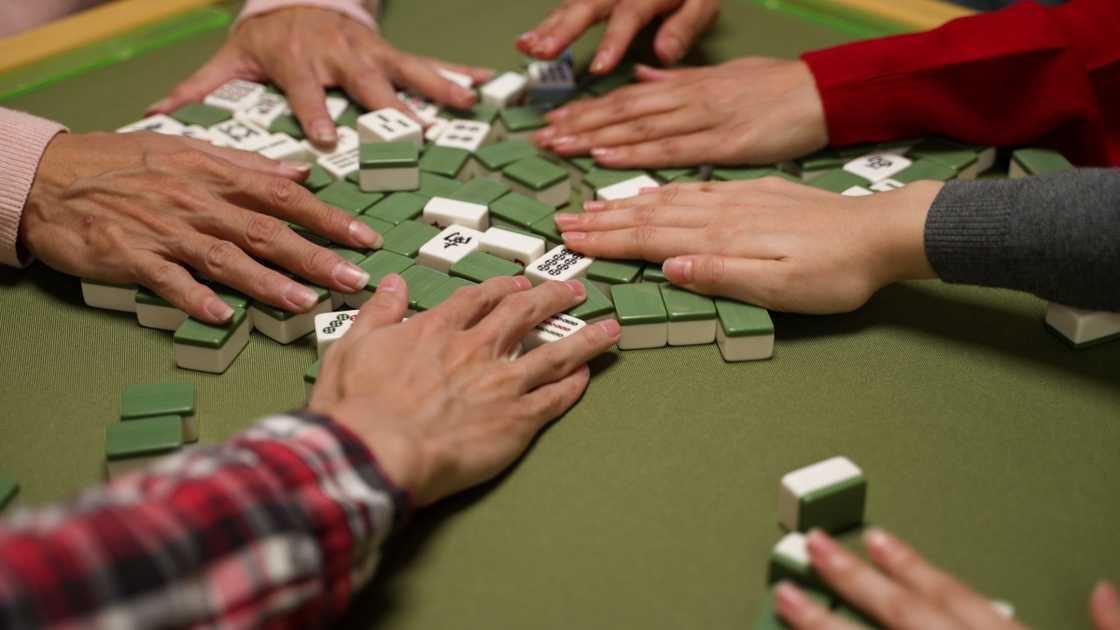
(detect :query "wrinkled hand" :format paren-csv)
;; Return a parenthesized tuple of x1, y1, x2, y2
(151, 7, 493, 147)
(310, 274, 621, 506)
(536, 57, 827, 168)
(517, 0, 719, 73)
(21, 132, 379, 323)
(775, 529, 1120, 630)
(555, 178, 939, 314)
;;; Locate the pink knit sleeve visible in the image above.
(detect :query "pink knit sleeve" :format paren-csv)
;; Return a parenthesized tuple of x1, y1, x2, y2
(0, 108, 67, 268)
(236, 0, 379, 30)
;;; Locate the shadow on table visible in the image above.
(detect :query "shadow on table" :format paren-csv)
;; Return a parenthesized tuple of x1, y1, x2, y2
(774, 281, 1120, 388)
(337, 352, 620, 629)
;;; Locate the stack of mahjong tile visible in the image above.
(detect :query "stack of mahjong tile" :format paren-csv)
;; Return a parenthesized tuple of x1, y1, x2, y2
(755, 457, 1015, 628)
(104, 383, 197, 480)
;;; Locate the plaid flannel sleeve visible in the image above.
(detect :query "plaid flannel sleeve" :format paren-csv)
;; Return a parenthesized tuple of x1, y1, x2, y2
(0, 411, 410, 628)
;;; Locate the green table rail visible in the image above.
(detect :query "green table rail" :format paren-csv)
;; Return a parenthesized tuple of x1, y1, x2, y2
(0, 2, 1117, 630)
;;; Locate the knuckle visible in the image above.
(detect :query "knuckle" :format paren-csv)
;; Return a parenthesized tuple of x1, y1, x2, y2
(244, 214, 283, 250)
(204, 239, 240, 272)
(144, 262, 181, 294)
(634, 225, 658, 255)
(173, 150, 222, 174)
(268, 176, 302, 207)
(302, 245, 337, 277)
(696, 256, 726, 286)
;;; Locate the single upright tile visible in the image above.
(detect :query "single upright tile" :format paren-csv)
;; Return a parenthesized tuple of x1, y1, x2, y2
(359, 140, 419, 168)
(317, 181, 384, 215)
(381, 220, 440, 257)
(660, 285, 717, 346)
(366, 192, 428, 225)
(416, 277, 477, 311)
(612, 283, 668, 350)
(359, 141, 420, 192)
(778, 456, 866, 533)
(714, 298, 774, 362)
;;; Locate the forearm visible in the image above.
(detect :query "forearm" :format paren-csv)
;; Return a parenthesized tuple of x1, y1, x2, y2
(0, 411, 408, 628)
(237, 0, 379, 29)
(0, 108, 67, 268)
(802, 0, 1120, 167)
(924, 170, 1120, 310)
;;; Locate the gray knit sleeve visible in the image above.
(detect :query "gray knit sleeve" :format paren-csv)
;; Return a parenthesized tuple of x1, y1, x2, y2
(924, 169, 1120, 311)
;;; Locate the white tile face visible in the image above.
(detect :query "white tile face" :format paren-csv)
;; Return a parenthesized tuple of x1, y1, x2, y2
(435, 120, 491, 152)
(81, 282, 136, 313)
(596, 175, 661, 201)
(174, 318, 251, 374)
(773, 532, 810, 567)
(359, 166, 419, 193)
(523, 313, 586, 350)
(869, 179, 904, 193)
(357, 108, 423, 146)
(303, 126, 359, 158)
(481, 227, 546, 266)
(237, 92, 288, 128)
(437, 67, 474, 89)
(204, 79, 266, 112)
(528, 60, 575, 88)
(117, 115, 185, 136)
(315, 310, 359, 357)
(843, 153, 912, 183)
(208, 119, 273, 151)
(318, 148, 360, 180)
(481, 72, 528, 108)
(326, 96, 349, 121)
(397, 92, 441, 125)
(416, 225, 484, 272)
(257, 134, 310, 162)
(524, 246, 593, 285)
(1045, 303, 1120, 345)
(841, 185, 875, 197)
(777, 456, 862, 531)
(422, 197, 489, 231)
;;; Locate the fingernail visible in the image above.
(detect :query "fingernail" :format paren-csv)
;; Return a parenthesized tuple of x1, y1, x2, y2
(659, 35, 684, 63)
(311, 120, 337, 145)
(517, 32, 536, 44)
(147, 98, 173, 113)
(553, 212, 579, 228)
(535, 127, 556, 144)
(591, 147, 614, 158)
(349, 219, 381, 248)
(864, 528, 893, 554)
(513, 276, 532, 290)
(774, 581, 809, 611)
(663, 257, 692, 282)
(591, 49, 613, 73)
(565, 279, 586, 298)
(596, 319, 621, 337)
(379, 273, 405, 292)
(583, 200, 606, 211)
(204, 296, 234, 321)
(281, 160, 311, 175)
(335, 262, 369, 291)
(286, 283, 320, 310)
(562, 231, 586, 243)
(552, 135, 577, 148)
(807, 529, 850, 571)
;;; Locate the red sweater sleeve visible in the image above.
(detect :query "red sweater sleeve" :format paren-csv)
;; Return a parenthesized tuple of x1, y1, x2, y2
(801, 0, 1120, 167)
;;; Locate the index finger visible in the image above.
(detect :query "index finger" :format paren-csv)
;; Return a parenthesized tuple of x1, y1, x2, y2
(562, 225, 708, 262)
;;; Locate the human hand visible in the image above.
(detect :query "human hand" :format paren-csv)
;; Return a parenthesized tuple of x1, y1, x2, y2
(310, 274, 621, 506)
(554, 178, 939, 314)
(517, 0, 720, 73)
(535, 58, 827, 168)
(21, 132, 380, 323)
(150, 7, 493, 148)
(774, 529, 1120, 630)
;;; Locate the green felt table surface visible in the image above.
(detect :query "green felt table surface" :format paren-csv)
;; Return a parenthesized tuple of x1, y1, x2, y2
(2, 2, 1119, 630)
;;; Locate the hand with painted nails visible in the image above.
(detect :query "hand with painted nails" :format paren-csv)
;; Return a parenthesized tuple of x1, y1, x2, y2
(774, 528, 1120, 630)
(150, 6, 493, 148)
(310, 274, 621, 506)
(21, 131, 382, 324)
(555, 178, 940, 314)
(517, 0, 720, 74)
(535, 57, 826, 168)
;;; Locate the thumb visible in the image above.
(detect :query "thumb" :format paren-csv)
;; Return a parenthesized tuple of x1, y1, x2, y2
(654, 0, 720, 65)
(1092, 582, 1120, 630)
(662, 255, 779, 307)
(148, 46, 248, 114)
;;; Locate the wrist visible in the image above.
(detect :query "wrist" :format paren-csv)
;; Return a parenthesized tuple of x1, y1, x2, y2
(868, 181, 940, 286)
